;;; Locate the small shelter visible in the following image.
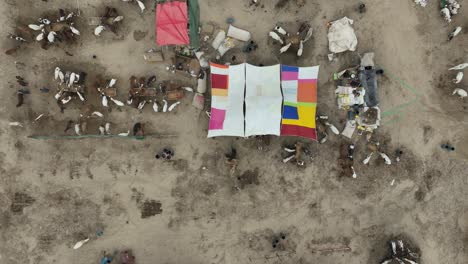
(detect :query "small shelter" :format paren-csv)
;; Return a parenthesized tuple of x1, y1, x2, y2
(208, 63, 320, 140)
(155, 0, 200, 48)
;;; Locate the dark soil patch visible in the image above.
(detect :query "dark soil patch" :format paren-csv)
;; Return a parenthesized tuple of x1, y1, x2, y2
(423, 169, 442, 191)
(414, 188, 426, 202)
(131, 188, 144, 204)
(237, 168, 260, 189)
(133, 30, 148, 41)
(37, 234, 55, 251)
(172, 159, 189, 171)
(275, 0, 305, 9)
(10, 192, 35, 213)
(140, 199, 163, 218)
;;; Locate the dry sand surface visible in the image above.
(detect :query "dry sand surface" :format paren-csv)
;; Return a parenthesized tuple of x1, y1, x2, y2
(0, 0, 467, 263)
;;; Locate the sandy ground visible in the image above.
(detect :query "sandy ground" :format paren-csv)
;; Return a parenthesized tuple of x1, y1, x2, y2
(0, 0, 467, 263)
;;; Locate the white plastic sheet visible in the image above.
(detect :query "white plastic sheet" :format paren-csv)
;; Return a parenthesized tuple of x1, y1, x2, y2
(245, 64, 283, 136)
(327, 17, 358, 53)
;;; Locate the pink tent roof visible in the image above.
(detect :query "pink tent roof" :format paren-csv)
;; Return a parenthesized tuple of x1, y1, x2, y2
(156, 1, 190, 46)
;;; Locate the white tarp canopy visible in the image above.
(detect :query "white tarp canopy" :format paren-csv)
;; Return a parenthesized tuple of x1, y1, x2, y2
(328, 17, 358, 53)
(245, 64, 283, 136)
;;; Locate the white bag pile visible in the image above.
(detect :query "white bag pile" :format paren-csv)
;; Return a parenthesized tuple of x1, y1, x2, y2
(327, 17, 358, 53)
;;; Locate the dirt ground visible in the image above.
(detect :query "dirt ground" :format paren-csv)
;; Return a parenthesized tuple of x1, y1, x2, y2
(0, 0, 467, 263)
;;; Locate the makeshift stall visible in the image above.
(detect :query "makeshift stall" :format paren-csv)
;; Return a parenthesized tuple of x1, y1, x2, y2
(207, 63, 320, 139)
(333, 52, 382, 138)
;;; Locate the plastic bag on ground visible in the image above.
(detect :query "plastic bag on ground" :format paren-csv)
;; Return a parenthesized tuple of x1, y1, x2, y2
(327, 17, 358, 53)
(341, 120, 356, 139)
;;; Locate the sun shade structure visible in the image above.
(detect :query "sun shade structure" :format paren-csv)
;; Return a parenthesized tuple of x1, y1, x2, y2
(207, 64, 320, 140)
(208, 63, 245, 137)
(245, 64, 283, 136)
(280, 65, 319, 140)
(156, 1, 190, 46)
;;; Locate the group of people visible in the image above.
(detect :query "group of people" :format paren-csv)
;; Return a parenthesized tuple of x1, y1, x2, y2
(155, 147, 175, 160)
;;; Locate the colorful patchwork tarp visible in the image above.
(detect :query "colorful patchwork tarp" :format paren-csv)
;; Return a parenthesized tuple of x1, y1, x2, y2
(156, 1, 190, 46)
(280, 65, 319, 140)
(245, 64, 283, 136)
(208, 63, 245, 137)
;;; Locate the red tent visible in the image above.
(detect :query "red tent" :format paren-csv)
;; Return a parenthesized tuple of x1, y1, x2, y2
(156, 1, 190, 46)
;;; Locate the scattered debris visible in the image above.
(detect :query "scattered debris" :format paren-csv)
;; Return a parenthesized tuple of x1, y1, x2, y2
(144, 48, 164, 62)
(172, 48, 201, 77)
(34, 114, 45, 122)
